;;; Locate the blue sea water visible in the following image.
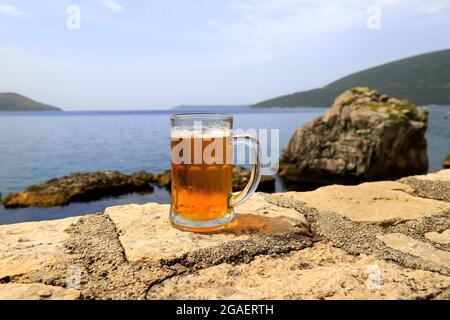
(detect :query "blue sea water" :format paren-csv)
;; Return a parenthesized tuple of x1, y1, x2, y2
(0, 106, 448, 225)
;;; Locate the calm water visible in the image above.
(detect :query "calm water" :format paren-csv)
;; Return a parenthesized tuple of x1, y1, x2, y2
(0, 106, 448, 225)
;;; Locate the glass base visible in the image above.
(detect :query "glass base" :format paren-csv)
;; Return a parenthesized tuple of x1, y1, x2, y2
(170, 208, 235, 233)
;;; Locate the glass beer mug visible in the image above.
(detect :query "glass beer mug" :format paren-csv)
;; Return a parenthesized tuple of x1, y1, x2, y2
(170, 113, 262, 232)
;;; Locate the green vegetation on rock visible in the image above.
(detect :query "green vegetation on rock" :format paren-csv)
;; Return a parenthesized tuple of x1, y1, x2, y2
(253, 49, 450, 107)
(0, 92, 61, 111)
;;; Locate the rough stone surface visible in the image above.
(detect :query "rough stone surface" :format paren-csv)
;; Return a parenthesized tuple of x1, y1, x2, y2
(0, 217, 80, 281)
(425, 229, 450, 244)
(378, 233, 450, 267)
(1, 171, 449, 300)
(283, 181, 450, 222)
(265, 193, 450, 275)
(148, 242, 450, 300)
(106, 193, 310, 263)
(412, 170, 450, 182)
(0, 283, 80, 300)
(279, 87, 428, 184)
(400, 170, 450, 202)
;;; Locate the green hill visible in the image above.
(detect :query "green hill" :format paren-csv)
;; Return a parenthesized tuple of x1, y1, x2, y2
(253, 49, 450, 107)
(0, 93, 61, 111)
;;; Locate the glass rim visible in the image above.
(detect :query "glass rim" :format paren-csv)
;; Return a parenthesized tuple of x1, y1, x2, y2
(170, 113, 232, 121)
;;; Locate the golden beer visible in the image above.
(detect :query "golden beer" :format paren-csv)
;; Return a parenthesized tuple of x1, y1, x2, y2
(170, 114, 261, 232)
(171, 133, 232, 222)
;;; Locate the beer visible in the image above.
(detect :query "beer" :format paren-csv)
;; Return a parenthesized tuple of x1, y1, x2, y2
(171, 130, 232, 221)
(169, 113, 261, 232)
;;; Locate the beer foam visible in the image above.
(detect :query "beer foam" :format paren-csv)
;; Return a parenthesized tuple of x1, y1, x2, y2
(171, 128, 232, 139)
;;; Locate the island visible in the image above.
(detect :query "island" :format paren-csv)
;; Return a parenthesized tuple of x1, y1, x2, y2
(253, 48, 450, 107)
(0, 92, 62, 111)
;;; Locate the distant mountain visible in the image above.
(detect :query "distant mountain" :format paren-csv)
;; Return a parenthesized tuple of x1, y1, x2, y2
(0, 93, 61, 111)
(173, 105, 248, 110)
(253, 49, 450, 108)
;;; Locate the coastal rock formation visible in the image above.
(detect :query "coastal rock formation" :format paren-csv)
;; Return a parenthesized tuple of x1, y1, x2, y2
(147, 167, 276, 192)
(444, 154, 450, 169)
(2, 167, 275, 208)
(0, 170, 448, 300)
(233, 166, 275, 192)
(151, 170, 171, 187)
(279, 87, 428, 184)
(2, 171, 154, 208)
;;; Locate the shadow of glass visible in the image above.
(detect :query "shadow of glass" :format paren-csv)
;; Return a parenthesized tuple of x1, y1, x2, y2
(206, 213, 306, 236)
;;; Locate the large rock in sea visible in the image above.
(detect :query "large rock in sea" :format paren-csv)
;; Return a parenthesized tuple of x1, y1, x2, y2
(279, 87, 429, 184)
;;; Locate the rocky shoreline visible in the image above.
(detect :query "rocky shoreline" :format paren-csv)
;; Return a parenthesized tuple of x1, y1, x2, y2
(1, 167, 275, 208)
(444, 154, 450, 169)
(0, 169, 448, 300)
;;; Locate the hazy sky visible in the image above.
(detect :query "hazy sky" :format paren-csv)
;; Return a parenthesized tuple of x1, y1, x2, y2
(0, 0, 449, 110)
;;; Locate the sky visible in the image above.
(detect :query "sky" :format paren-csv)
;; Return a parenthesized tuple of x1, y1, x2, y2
(0, 0, 449, 110)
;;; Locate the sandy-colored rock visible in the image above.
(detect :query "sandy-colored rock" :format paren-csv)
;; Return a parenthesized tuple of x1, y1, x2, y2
(0, 283, 80, 300)
(284, 181, 450, 222)
(425, 229, 450, 244)
(148, 242, 450, 300)
(378, 233, 450, 267)
(412, 169, 450, 182)
(106, 193, 309, 262)
(0, 217, 80, 280)
(399, 169, 450, 202)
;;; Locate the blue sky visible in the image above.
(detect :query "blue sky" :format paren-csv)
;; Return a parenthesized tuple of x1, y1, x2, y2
(0, 0, 449, 110)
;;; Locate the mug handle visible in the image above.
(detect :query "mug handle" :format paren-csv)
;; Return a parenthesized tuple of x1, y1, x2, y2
(230, 133, 262, 207)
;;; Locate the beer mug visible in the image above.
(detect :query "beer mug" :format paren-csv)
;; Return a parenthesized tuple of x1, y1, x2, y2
(170, 113, 262, 232)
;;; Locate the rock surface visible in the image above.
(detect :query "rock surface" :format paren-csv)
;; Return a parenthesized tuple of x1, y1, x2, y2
(399, 169, 450, 202)
(279, 87, 428, 184)
(425, 229, 450, 244)
(444, 154, 450, 169)
(105, 193, 309, 263)
(0, 216, 80, 280)
(148, 242, 450, 300)
(0, 170, 449, 300)
(283, 181, 450, 223)
(378, 233, 450, 267)
(0, 283, 80, 300)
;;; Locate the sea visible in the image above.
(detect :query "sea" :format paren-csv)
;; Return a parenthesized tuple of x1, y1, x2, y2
(0, 106, 448, 225)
